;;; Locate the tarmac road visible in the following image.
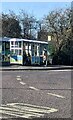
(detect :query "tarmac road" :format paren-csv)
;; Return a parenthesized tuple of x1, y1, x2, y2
(0, 69, 72, 119)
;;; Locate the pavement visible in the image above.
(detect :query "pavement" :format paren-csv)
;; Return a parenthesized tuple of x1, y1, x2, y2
(0, 65, 73, 71)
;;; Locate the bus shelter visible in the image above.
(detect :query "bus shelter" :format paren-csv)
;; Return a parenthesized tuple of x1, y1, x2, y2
(1, 37, 49, 66)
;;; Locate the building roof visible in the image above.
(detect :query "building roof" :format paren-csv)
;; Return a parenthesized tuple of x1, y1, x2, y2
(1, 37, 48, 44)
(0, 37, 11, 42)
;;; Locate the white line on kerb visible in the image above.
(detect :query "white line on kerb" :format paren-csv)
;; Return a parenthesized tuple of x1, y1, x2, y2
(29, 86, 39, 91)
(20, 82, 26, 85)
(7, 103, 16, 106)
(51, 69, 71, 72)
(47, 93, 65, 98)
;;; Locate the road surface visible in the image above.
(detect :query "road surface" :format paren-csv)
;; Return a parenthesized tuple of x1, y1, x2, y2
(0, 69, 72, 119)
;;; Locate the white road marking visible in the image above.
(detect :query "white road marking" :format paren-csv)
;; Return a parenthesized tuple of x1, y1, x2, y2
(47, 93, 65, 98)
(0, 103, 58, 118)
(29, 86, 39, 91)
(16, 75, 22, 81)
(0, 106, 43, 117)
(16, 76, 21, 77)
(16, 76, 26, 85)
(16, 78, 22, 81)
(12, 103, 58, 113)
(19, 82, 26, 85)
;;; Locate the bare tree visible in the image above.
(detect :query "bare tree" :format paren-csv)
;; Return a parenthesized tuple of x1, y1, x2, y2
(19, 10, 37, 39)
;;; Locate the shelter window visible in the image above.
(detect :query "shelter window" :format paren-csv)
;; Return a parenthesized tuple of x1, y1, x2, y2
(19, 41, 21, 48)
(2, 42, 5, 51)
(11, 49, 14, 55)
(32, 44, 34, 56)
(15, 49, 18, 55)
(34, 45, 37, 56)
(29, 44, 31, 56)
(25, 43, 28, 49)
(19, 50, 21, 55)
(11, 41, 14, 45)
(5, 42, 10, 49)
(15, 41, 18, 47)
